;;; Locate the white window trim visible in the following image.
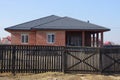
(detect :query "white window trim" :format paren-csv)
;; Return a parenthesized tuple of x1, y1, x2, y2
(47, 33, 55, 44)
(21, 33, 29, 44)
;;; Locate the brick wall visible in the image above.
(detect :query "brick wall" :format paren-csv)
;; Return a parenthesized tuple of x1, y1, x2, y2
(10, 30, 65, 46)
(11, 32, 20, 44)
(10, 31, 36, 45)
(36, 30, 66, 46)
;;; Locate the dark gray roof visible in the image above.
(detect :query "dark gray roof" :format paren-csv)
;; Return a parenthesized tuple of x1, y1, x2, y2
(5, 15, 61, 30)
(5, 15, 110, 31)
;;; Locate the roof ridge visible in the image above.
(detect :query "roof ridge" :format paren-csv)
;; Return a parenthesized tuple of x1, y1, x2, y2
(63, 16, 108, 29)
(5, 15, 60, 30)
(32, 17, 66, 29)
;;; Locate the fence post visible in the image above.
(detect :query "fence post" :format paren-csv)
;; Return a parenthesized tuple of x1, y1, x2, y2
(62, 47, 67, 73)
(62, 49, 65, 73)
(12, 45, 16, 75)
(99, 48, 103, 74)
(1, 46, 4, 73)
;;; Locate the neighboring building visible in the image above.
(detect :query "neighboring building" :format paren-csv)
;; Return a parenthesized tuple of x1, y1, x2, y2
(104, 41, 115, 45)
(2, 36, 11, 44)
(5, 15, 110, 47)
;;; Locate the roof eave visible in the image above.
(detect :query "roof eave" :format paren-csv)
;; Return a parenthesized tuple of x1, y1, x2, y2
(4, 28, 33, 32)
(32, 28, 111, 32)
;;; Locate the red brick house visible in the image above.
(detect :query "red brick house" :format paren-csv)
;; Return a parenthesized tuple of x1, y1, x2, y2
(5, 15, 110, 47)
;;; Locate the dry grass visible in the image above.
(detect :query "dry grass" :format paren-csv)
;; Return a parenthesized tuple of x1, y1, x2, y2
(0, 72, 120, 80)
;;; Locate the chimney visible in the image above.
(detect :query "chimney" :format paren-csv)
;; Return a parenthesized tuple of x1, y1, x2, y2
(87, 20, 90, 23)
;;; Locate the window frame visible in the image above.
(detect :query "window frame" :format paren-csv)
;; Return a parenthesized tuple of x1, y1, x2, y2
(21, 33, 29, 44)
(47, 33, 55, 44)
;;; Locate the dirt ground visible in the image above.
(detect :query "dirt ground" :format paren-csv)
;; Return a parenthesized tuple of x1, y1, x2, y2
(0, 72, 120, 80)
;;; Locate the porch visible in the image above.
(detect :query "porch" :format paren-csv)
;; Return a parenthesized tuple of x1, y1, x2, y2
(65, 31, 104, 47)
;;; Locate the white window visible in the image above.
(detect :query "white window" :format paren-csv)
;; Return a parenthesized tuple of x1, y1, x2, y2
(21, 34, 29, 44)
(47, 33, 55, 43)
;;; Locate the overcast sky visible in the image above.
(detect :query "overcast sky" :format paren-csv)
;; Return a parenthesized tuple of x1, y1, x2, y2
(0, 0, 120, 44)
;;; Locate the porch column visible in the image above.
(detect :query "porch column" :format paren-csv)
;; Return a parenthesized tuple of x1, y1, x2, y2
(96, 33, 99, 47)
(100, 32, 103, 47)
(91, 34, 93, 47)
(82, 31, 85, 46)
(93, 33, 95, 47)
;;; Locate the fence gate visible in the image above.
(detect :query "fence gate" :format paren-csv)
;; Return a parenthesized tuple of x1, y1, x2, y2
(64, 47, 100, 73)
(101, 48, 120, 73)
